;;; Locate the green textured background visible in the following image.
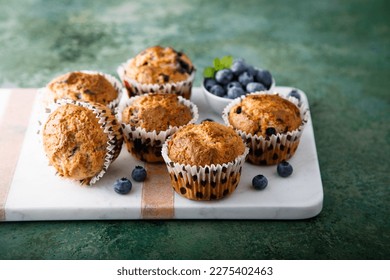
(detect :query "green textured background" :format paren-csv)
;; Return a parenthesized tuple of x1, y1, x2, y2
(0, 0, 389, 259)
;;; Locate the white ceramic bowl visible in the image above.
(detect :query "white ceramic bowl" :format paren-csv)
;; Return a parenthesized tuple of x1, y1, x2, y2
(202, 78, 275, 115)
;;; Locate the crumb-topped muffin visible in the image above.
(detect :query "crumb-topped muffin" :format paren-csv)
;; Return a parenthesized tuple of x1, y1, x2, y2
(122, 93, 193, 132)
(168, 121, 245, 166)
(119, 93, 198, 163)
(117, 46, 196, 99)
(126, 46, 194, 84)
(223, 92, 308, 165)
(42, 100, 123, 185)
(228, 94, 302, 137)
(44, 71, 124, 110)
(162, 121, 249, 201)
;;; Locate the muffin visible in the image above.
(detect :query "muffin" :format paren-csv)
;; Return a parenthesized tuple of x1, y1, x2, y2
(117, 46, 196, 99)
(162, 121, 249, 201)
(42, 70, 125, 111)
(223, 92, 309, 165)
(119, 93, 198, 163)
(41, 99, 123, 185)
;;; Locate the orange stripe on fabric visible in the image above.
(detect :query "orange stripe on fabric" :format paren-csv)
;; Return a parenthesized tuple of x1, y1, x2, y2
(0, 89, 36, 221)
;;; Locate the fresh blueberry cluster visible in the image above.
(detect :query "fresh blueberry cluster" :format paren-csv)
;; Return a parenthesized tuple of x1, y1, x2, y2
(204, 56, 273, 99)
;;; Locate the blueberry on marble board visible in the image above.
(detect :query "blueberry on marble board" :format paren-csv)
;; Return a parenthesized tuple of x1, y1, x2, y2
(131, 166, 147, 182)
(113, 178, 132, 194)
(209, 84, 225, 97)
(215, 69, 234, 85)
(252, 174, 268, 190)
(277, 161, 293, 177)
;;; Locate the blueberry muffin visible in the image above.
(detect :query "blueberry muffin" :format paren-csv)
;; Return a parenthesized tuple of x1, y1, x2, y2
(223, 92, 308, 165)
(117, 46, 196, 99)
(119, 93, 198, 163)
(42, 100, 123, 185)
(44, 71, 124, 110)
(162, 121, 249, 201)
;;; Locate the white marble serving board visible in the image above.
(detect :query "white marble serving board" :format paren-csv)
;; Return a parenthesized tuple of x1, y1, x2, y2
(3, 87, 323, 221)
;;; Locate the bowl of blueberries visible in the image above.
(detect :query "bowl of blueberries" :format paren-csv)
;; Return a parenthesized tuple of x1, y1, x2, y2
(202, 56, 275, 114)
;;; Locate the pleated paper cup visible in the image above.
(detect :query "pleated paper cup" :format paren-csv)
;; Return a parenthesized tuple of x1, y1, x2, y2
(162, 140, 249, 201)
(117, 58, 196, 99)
(222, 91, 309, 165)
(118, 94, 199, 163)
(39, 99, 123, 185)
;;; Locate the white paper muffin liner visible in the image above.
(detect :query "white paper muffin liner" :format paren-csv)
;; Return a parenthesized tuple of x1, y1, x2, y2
(222, 91, 309, 165)
(118, 93, 199, 163)
(38, 99, 123, 185)
(117, 58, 196, 99)
(38, 70, 126, 112)
(162, 139, 249, 200)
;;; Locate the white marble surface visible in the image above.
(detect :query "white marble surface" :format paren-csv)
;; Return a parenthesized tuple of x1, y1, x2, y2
(4, 87, 323, 220)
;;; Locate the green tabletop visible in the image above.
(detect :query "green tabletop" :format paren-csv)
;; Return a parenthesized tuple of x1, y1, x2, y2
(0, 0, 389, 260)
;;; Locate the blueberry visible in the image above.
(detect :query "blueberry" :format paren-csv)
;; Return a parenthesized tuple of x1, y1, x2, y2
(287, 89, 301, 101)
(226, 81, 243, 90)
(131, 166, 147, 182)
(255, 69, 273, 89)
(215, 69, 233, 85)
(252, 174, 268, 190)
(230, 59, 247, 76)
(204, 78, 218, 91)
(227, 86, 245, 99)
(246, 82, 266, 93)
(246, 65, 257, 76)
(113, 178, 132, 194)
(209, 84, 225, 97)
(265, 127, 277, 136)
(277, 161, 293, 177)
(238, 71, 254, 87)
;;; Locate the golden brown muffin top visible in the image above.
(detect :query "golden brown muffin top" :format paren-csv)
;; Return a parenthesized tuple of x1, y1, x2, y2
(167, 121, 245, 166)
(42, 104, 108, 181)
(47, 72, 118, 105)
(228, 94, 302, 137)
(122, 93, 193, 132)
(125, 46, 194, 84)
